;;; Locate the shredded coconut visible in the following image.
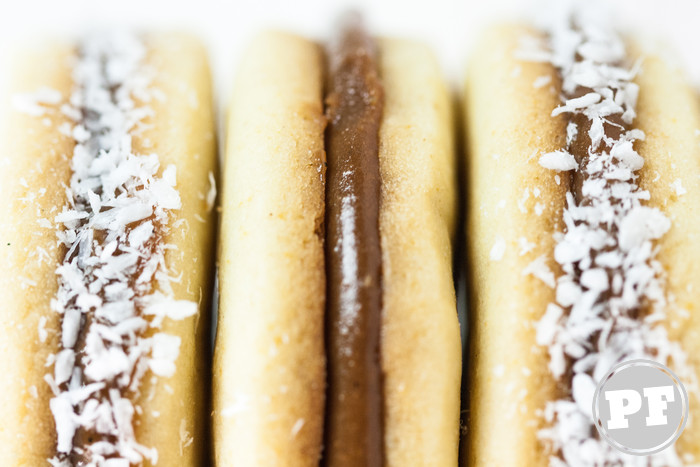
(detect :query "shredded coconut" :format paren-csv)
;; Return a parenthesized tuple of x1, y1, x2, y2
(523, 3, 691, 466)
(523, 254, 556, 289)
(539, 149, 578, 171)
(519, 237, 536, 256)
(38, 315, 49, 343)
(39, 32, 197, 466)
(291, 418, 305, 438)
(534, 75, 553, 89)
(490, 236, 506, 261)
(13, 86, 62, 116)
(671, 178, 687, 196)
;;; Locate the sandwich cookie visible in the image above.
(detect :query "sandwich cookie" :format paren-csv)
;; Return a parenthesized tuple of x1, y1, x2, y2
(0, 32, 217, 466)
(214, 16, 460, 467)
(464, 3, 700, 465)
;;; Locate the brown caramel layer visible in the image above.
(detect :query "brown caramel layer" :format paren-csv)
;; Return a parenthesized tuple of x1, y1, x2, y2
(323, 15, 384, 467)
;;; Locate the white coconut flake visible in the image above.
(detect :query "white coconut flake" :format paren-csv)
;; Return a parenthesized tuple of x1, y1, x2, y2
(143, 293, 197, 326)
(179, 418, 194, 454)
(671, 178, 687, 196)
(38, 316, 49, 343)
(291, 418, 305, 438)
(572, 372, 596, 414)
(618, 207, 670, 252)
(489, 236, 506, 261)
(522, 3, 691, 466)
(54, 349, 76, 386)
(13, 87, 62, 116)
(523, 254, 556, 288)
(517, 187, 531, 213)
(551, 92, 601, 117)
(51, 394, 78, 453)
(148, 333, 181, 377)
(36, 31, 199, 467)
(539, 150, 578, 171)
(533, 75, 552, 88)
(518, 237, 536, 256)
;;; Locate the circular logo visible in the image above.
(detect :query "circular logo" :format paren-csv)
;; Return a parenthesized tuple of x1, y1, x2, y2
(592, 359, 689, 455)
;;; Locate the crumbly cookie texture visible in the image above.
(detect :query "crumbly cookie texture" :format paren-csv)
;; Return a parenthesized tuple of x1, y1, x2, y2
(464, 23, 566, 466)
(0, 41, 76, 467)
(633, 44, 700, 463)
(213, 31, 327, 467)
(377, 38, 461, 467)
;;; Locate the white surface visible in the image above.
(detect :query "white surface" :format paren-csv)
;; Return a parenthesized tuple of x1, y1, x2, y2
(1, 0, 699, 100)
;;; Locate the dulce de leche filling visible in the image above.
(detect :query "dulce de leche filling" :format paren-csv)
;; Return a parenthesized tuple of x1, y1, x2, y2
(523, 6, 688, 465)
(323, 17, 385, 467)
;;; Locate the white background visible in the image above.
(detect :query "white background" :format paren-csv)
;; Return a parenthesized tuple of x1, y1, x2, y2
(1, 0, 699, 101)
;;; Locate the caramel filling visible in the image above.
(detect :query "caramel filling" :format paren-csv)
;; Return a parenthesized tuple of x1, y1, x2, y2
(323, 16, 384, 467)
